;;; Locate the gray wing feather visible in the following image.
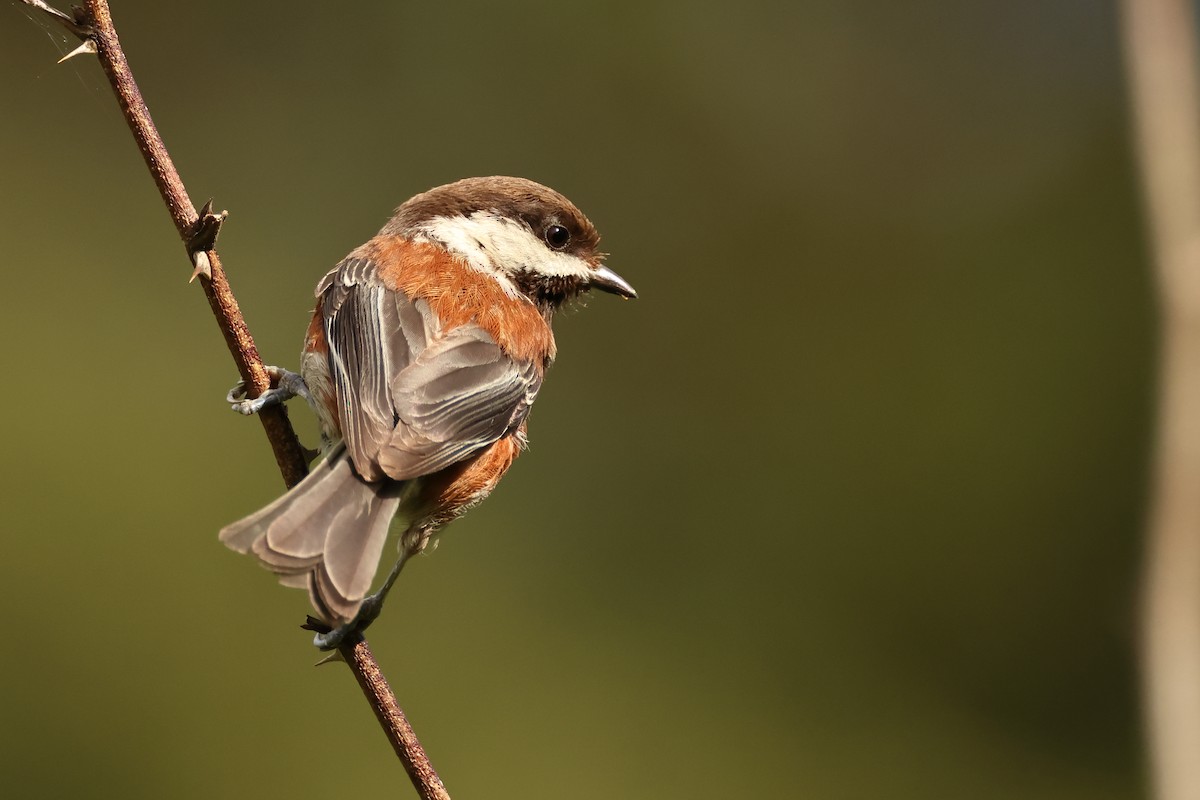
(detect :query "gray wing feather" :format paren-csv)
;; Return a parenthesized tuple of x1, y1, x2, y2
(327, 285, 394, 479)
(381, 330, 541, 479)
(321, 256, 541, 483)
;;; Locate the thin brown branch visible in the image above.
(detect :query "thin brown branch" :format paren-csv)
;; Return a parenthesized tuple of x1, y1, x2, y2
(83, 0, 310, 488)
(1122, 1, 1200, 798)
(344, 637, 452, 800)
(19, 1, 448, 796)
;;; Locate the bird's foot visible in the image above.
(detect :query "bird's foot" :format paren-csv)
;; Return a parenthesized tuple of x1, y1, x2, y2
(310, 594, 384, 651)
(227, 366, 310, 415)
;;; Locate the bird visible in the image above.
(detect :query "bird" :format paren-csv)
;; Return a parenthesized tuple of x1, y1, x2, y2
(219, 176, 636, 648)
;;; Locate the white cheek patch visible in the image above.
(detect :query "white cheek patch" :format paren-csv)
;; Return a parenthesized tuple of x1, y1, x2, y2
(416, 212, 592, 293)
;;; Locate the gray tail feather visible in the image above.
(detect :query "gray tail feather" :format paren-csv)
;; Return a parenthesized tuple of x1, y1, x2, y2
(219, 446, 403, 623)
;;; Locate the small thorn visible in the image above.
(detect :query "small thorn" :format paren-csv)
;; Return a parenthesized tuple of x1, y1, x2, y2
(199, 198, 214, 217)
(314, 650, 347, 667)
(20, 0, 93, 38)
(190, 251, 212, 283)
(56, 39, 96, 63)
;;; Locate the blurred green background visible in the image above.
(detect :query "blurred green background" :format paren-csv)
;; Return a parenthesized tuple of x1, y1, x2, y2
(0, 1, 1153, 797)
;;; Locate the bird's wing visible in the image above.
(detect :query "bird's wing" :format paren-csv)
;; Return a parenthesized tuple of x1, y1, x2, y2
(319, 256, 541, 482)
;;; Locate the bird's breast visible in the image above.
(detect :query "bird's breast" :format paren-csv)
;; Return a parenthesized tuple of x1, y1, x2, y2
(407, 434, 524, 530)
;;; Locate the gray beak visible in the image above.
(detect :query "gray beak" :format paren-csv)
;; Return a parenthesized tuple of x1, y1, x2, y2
(589, 265, 637, 299)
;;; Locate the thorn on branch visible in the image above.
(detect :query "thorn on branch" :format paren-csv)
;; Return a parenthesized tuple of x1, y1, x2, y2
(19, 0, 94, 41)
(314, 650, 348, 667)
(57, 39, 96, 63)
(189, 253, 212, 284)
(187, 200, 227, 283)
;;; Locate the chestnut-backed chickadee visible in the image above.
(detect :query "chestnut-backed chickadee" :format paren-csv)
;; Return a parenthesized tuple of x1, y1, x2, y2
(220, 176, 636, 648)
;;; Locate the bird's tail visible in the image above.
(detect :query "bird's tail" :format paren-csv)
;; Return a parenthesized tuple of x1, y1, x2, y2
(219, 446, 403, 623)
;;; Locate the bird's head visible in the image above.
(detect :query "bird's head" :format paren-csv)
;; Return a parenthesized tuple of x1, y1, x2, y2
(385, 176, 636, 312)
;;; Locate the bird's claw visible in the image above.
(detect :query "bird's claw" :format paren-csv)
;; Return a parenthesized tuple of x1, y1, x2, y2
(227, 381, 269, 415)
(311, 595, 383, 651)
(226, 366, 310, 415)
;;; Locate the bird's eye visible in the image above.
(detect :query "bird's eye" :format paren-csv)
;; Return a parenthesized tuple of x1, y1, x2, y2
(544, 224, 570, 250)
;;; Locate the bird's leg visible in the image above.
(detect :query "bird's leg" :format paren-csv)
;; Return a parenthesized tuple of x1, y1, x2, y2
(227, 365, 311, 415)
(312, 552, 410, 650)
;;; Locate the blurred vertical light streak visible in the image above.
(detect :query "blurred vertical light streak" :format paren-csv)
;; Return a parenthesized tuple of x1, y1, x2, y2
(1123, 0, 1200, 797)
